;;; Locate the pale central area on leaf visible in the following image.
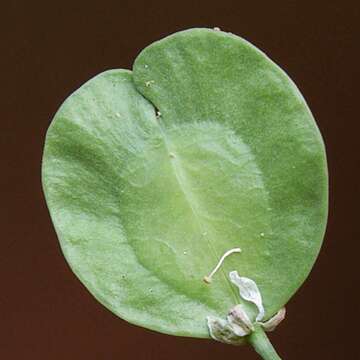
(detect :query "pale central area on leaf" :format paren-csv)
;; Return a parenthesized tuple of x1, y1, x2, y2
(119, 120, 271, 314)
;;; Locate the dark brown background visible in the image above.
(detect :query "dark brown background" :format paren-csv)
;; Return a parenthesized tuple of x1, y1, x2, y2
(1, 1, 357, 359)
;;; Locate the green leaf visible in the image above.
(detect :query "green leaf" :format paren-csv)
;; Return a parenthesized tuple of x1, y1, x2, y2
(42, 28, 328, 340)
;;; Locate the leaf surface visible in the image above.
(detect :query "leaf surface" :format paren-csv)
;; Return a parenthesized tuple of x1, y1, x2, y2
(42, 29, 328, 338)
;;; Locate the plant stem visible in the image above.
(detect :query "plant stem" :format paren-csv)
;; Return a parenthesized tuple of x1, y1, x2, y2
(248, 326, 282, 360)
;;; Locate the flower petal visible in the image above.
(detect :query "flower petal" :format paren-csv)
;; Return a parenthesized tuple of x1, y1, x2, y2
(227, 304, 254, 334)
(229, 271, 265, 321)
(260, 307, 286, 332)
(207, 316, 245, 345)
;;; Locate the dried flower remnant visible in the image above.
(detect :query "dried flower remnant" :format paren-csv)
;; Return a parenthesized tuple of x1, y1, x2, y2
(207, 272, 286, 345)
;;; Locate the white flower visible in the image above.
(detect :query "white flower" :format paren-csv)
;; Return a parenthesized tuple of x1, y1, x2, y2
(207, 271, 286, 345)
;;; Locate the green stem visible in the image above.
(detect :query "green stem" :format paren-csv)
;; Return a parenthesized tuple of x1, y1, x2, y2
(248, 326, 282, 360)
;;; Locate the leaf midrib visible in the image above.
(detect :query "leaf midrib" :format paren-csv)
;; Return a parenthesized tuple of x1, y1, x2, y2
(154, 116, 241, 305)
